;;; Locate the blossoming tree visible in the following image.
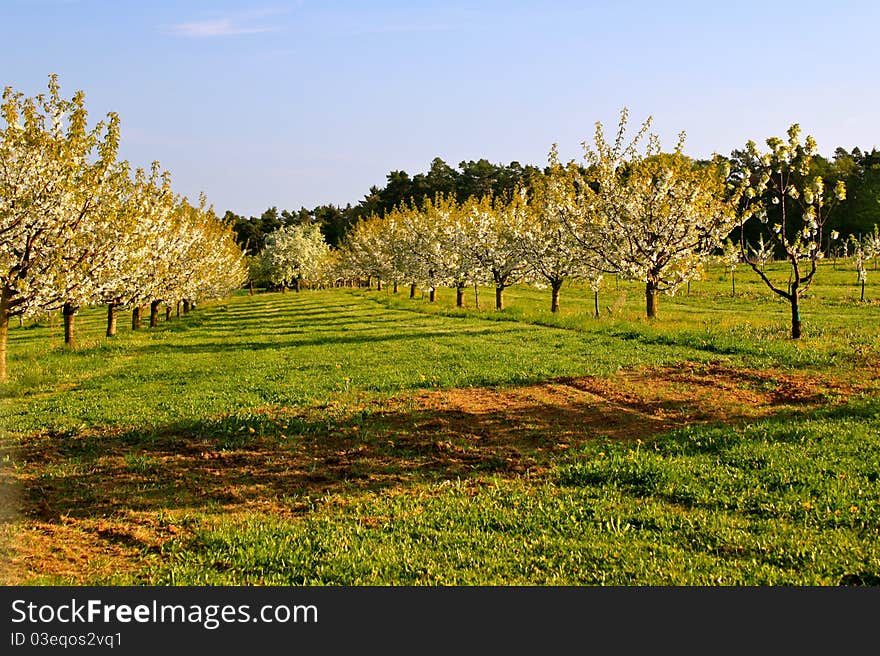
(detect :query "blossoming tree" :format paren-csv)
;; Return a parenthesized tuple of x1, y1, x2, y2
(735, 124, 846, 338)
(458, 193, 530, 310)
(263, 222, 331, 292)
(572, 109, 739, 319)
(522, 146, 596, 312)
(0, 75, 120, 373)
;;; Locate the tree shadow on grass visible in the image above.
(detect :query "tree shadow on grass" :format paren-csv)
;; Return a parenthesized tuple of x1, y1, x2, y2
(185, 315, 431, 335)
(5, 362, 859, 525)
(99, 327, 526, 357)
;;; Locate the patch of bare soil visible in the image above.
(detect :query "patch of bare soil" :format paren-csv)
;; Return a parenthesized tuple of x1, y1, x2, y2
(388, 361, 861, 443)
(0, 361, 870, 583)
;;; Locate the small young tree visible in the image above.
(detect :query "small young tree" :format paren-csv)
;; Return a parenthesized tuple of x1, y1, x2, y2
(735, 124, 846, 338)
(588, 273, 603, 318)
(747, 234, 774, 272)
(863, 224, 880, 271)
(850, 235, 867, 302)
(719, 239, 740, 296)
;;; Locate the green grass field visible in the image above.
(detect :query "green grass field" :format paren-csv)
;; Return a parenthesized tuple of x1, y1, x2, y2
(1, 260, 879, 585)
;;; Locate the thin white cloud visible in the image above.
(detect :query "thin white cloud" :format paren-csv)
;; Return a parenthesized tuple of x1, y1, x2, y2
(164, 3, 299, 38)
(349, 24, 459, 36)
(166, 18, 277, 38)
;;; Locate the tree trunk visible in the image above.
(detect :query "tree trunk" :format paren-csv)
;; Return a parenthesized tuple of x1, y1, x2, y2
(410, 283, 417, 299)
(183, 300, 191, 315)
(474, 283, 480, 309)
(377, 278, 382, 292)
(0, 288, 9, 382)
(63, 303, 77, 347)
(106, 303, 118, 337)
(594, 290, 600, 318)
(429, 288, 436, 302)
(150, 300, 160, 328)
(790, 293, 801, 339)
(550, 280, 562, 313)
(132, 306, 142, 330)
(393, 281, 398, 294)
(731, 271, 736, 296)
(456, 285, 465, 307)
(495, 286, 504, 310)
(645, 281, 659, 319)
(861, 280, 866, 302)
(295, 278, 301, 292)
(165, 305, 172, 321)
(176, 301, 181, 318)
(249, 280, 254, 296)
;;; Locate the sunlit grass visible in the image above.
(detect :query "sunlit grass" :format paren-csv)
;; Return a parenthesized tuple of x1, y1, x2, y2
(134, 398, 880, 586)
(2, 258, 879, 585)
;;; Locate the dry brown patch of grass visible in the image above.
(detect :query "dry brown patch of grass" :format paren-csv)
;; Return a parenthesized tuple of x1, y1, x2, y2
(1, 361, 871, 584)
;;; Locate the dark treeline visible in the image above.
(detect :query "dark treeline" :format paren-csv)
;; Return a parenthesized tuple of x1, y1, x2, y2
(223, 148, 880, 255)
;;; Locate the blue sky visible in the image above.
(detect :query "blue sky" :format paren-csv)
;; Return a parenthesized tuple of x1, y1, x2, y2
(4, 0, 878, 217)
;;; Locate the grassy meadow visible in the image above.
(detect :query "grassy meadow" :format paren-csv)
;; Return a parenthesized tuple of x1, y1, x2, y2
(1, 260, 879, 585)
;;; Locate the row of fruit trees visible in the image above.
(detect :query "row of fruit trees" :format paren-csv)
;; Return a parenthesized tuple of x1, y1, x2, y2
(0, 76, 246, 380)
(260, 110, 873, 341)
(5, 76, 878, 381)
